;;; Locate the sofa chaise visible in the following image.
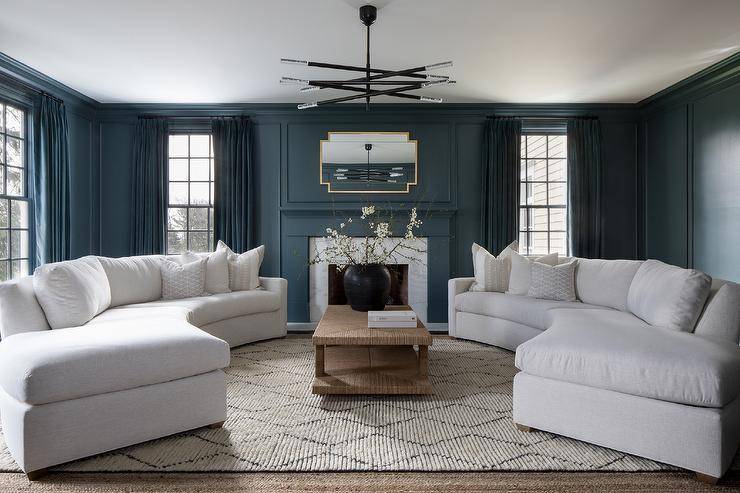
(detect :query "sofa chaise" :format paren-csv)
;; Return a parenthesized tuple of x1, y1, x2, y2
(0, 254, 288, 478)
(449, 258, 740, 483)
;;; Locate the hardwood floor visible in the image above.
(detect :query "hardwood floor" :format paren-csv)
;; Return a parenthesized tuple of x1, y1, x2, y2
(1, 471, 738, 493)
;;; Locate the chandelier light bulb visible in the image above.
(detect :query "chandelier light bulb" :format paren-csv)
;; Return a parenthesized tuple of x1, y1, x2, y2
(425, 61, 453, 70)
(281, 77, 309, 85)
(420, 96, 443, 103)
(281, 58, 309, 65)
(299, 85, 322, 92)
(298, 102, 319, 110)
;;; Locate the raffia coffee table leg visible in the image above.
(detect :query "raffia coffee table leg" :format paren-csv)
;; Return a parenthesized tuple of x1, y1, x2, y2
(418, 345, 428, 376)
(315, 344, 326, 377)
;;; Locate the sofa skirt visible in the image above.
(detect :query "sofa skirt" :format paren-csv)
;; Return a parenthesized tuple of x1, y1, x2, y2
(455, 312, 543, 351)
(0, 370, 226, 473)
(513, 372, 740, 478)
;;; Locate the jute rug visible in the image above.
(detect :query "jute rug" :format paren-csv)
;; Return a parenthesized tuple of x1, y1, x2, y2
(0, 338, 735, 473)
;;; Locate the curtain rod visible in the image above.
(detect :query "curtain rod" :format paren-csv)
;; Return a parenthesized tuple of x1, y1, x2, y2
(7, 75, 65, 104)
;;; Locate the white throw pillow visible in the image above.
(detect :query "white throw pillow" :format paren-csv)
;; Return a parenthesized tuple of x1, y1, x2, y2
(469, 241, 518, 292)
(507, 251, 559, 295)
(527, 260, 578, 301)
(180, 249, 230, 294)
(626, 259, 711, 332)
(216, 240, 264, 291)
(32, 256, 112, 329)
(98, 255, 163, 306)
(161, 258, 207, 300)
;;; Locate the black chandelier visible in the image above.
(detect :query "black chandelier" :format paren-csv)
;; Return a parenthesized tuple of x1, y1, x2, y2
(281, 4, 454, 110)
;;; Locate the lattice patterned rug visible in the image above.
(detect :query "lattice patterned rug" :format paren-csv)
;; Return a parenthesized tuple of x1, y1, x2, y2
(1, 337, 734, 473)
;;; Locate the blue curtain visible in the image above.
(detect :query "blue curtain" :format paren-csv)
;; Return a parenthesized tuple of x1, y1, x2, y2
(130, 117, 168, 255)
(567, 118, 602, 258)
(481, 117, 522, 254)
(212, 116, 252, 252)
(34, 95, 71, 265)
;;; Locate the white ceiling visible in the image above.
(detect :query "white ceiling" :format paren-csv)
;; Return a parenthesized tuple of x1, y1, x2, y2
(1, 0, 739, 104)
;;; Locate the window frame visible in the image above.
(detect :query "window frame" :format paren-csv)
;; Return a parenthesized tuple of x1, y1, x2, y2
(0, 94, 35, 281)
(165, 132, 215, 254)
(518, 131, 568, 256)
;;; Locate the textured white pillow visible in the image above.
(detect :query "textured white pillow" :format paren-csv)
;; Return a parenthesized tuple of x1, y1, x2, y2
(98, 255, 163, 306)
(216, 241, 264, 291)
(32, 256, 112, 329)
(627, 259, 711, 332)
(507, 251, 559, 295)
(180, 250, 230, 294)
(469, 241, 518, 292)
(161, 258, 207, 300)
(527, 260, 578, 301)
(694, 281, 740, 344)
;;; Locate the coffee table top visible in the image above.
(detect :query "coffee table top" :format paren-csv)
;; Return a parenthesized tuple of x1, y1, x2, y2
(313, 305, 432, 346)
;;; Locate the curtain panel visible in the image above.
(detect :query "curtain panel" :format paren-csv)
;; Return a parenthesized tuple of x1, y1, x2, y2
(212, 116, 252, 253)
(481, 117, 522, 254)
(567, 118, 602, 258)
(130, 117, 168, 255)
(34, 95, 71, 265)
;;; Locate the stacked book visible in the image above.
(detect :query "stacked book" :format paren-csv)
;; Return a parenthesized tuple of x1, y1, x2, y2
(368, 310, 417, 328)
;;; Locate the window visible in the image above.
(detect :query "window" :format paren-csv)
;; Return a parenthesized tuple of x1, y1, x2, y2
(0, 102, 30, 281)
(166, 134, 214, 254)
(519, 134, 568, 255)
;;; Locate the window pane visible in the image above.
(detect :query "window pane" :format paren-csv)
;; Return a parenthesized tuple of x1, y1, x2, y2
(7, 167, 23, 196)
(550, 208, 567, 231)
(530, 159, 547, 181)
(168, 159, 188, 181)
(169, 135, 188, 157)
(11, 260, 28, 279)
(167, 207, 188, 230)
(0, 261, 7, 282)
(6, 105, 23, 138)
(520, 183, 528, 206)
(167, 231, 186, 254)
(189, 182, 209, 205)
(6, 137, 22, 167)
(11, 230, 29, 258)
(188, 232, 209, 252)
(10, 200, 29, 229)
(526, 135, 547, 159)
(520, 160, 527, 181)
(190, 159, 210, 181)
(0, 199, 7, 228)
(519, 208, 528, 231)
(189, 135, 210, 157)
(549, 135, 567, 158)
(188, 208, 208, 230)
(550, 232, 567, 255)
(548, 159, 566, 182)
(169, 182, 188, 205)
(0, 135, 4, 163)
(519, 232, 529, 255)
(0, 103, 4, 133)
(0, 166, 4, 195)
(530, 231, 549, 255)
(531, 182, 547, 206)
(548, 182, 566, 206)
(0, 231, 7, 259)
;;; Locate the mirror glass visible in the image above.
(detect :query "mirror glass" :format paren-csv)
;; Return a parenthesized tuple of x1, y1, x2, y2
(320, 132, 417, 193)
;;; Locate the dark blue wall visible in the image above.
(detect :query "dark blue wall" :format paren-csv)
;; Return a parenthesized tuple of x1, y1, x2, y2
(97, 104, 640, 323)
(640, 53, 740, 281)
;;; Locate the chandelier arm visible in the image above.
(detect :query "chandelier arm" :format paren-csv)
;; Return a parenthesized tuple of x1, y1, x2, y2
(301, 61, 429, 79)
(308, 80, 428, 86)
(305, 82, 424, 101)
(311, 85, 431, 106)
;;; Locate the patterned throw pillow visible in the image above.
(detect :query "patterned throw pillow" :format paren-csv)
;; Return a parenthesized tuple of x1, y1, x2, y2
(161, 257, 207, 300)
(469, 241, 518, 292)
(179, 249, 230, 294)
(527, 260, 578, 301)
(507, 251, 559, 295)
(216, 241, 265, 291)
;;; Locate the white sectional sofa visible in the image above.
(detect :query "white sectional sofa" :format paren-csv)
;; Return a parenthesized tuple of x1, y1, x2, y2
(449, 258, 740, 483)
(0, 254, 288, 478)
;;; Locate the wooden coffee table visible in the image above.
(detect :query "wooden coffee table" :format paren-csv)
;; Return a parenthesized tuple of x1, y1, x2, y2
(312, 305, 433, 395)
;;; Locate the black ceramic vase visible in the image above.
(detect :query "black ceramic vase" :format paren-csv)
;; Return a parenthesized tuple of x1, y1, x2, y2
(343, 263, 391, 312)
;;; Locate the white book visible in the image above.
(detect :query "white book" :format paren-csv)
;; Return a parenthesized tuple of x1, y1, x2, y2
(368, 310, 416, 322)
(368, 320, 418, 328)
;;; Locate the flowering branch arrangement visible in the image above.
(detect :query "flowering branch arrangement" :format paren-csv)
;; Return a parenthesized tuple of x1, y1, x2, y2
(310, 205, 425, 269)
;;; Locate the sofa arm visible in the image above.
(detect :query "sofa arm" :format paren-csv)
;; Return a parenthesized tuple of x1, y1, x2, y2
(448, 277, 475, 337)
(260, 277, 288, 334)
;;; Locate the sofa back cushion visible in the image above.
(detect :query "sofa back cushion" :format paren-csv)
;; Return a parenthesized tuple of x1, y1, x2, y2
(33, 256, 112, 329)
(98, 255, 163, 307)
(626, 259, 711, 332)
(693, 279, 740, 344)
(575, 258, 643, 311)
(0, 277, 50, 339)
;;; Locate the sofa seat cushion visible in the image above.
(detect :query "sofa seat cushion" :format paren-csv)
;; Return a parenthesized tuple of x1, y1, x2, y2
(0, 320, 229, 405)
(93, 289, 282, 328)
(454, 291, 602, 330)
(515, 308, 740, 407)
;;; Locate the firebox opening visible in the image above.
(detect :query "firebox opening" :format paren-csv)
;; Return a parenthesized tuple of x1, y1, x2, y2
(328, 264, 409, 306)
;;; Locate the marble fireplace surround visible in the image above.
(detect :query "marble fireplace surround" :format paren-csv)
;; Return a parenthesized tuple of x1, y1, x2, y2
(309, 237, 428, 324)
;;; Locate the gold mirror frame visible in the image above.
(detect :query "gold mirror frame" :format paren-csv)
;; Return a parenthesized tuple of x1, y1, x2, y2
(320, 131, 418, 194)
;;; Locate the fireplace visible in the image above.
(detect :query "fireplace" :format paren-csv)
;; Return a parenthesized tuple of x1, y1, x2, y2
(327, 264, 409, 306)
(309, 237, 428, 323)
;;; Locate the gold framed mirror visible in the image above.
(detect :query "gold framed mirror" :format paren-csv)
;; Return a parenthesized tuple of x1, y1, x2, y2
(320, 132, 418, 193)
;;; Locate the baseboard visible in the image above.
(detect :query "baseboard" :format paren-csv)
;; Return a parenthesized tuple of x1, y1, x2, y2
(288, 322, 449, 334)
